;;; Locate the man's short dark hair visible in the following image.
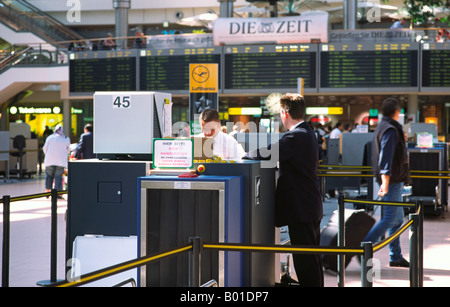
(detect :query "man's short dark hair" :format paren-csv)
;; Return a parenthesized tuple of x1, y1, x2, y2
(200, 109, 220, 123)
(382, 98, 400, 117)
(84, 124, 93, 132)
(279, 93, 306, 120)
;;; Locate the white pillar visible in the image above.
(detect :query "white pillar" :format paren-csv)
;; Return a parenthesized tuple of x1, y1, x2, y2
(344, 0, 357, 30)
(218, 0, 236, 18)
(113, 0, 130, 49)
(63, 99, 71, 137)
(408, 94, 419, 122)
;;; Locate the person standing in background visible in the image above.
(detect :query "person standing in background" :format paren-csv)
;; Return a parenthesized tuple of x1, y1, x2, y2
(75, 124, 95, 159)
(43, 124, 70, 194)
(390, 18, 407, 29)
(330, 122, 343, 139)
(198, 109, 245, 160)
(246, 93, 324, 286)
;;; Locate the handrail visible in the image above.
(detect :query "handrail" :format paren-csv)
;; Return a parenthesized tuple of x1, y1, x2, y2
(0, 46, 66, 74)
(0, 46, 31, 71)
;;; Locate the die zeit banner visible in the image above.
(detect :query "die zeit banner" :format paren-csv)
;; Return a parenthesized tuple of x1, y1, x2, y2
(189, 63, 219, 135)
(213, 11, 329, 45)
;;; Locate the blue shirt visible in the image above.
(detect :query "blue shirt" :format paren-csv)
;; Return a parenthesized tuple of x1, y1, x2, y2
(378, 128, 397, 177)
(390, 20, 404, 29)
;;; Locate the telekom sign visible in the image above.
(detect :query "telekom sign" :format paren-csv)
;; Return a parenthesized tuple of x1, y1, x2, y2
(213, 11, 329, 45)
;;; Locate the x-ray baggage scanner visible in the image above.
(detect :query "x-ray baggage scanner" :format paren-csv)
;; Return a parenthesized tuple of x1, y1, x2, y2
(138, 175, 244, 287)
(93, 91, 172, 160)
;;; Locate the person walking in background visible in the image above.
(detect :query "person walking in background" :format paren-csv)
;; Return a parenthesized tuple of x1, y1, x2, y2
(365, 97, 410, 267)
(75, 124, 95, 159)
(43, 124, 70, 194)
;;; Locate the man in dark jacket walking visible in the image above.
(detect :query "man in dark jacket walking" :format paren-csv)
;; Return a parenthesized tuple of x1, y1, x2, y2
(246, 93, 324, 286)
(365, 97, 410, 267)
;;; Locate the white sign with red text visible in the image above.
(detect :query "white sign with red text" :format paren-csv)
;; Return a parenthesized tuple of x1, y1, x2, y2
(153, 139, 193, 169)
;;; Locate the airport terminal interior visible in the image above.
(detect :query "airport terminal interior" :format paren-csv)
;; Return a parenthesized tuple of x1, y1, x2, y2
(1, 0, 450, 289)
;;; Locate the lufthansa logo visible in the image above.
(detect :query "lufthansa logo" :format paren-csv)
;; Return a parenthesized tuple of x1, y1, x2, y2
(192, 65, 210, 83)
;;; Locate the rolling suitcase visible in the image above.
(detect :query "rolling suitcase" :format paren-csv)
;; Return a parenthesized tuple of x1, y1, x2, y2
(320, 209, 375, 272)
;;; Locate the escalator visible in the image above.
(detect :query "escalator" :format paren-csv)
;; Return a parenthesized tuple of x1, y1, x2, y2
(0, 0, 84, 45)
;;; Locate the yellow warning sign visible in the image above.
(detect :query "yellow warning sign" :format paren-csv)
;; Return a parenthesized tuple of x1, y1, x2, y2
(190, 63, 218, 93)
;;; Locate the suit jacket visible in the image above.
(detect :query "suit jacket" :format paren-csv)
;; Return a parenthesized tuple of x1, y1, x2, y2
(75, 132, 95, 159)
(247, 122, 323, 227)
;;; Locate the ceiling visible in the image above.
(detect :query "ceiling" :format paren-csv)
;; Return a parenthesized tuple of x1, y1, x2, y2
(239, 0, 449, 24)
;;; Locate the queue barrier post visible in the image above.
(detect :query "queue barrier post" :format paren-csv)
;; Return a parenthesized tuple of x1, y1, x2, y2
(37, 189, 64, 286)
(337, 193, 345, 287)
(361, 242, 373, 287)
(189, 237, 202, 287)
(409, 213, 419, 287)
(417, 200, 424, 287)
(2, 195, 10, 287)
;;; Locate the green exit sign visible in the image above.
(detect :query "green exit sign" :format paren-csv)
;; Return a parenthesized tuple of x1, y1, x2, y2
(369, 109, 378, 117)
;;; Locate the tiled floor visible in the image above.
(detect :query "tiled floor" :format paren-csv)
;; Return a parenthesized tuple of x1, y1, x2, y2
(0, 176, 67, 287)
(0, 175, 449, 287)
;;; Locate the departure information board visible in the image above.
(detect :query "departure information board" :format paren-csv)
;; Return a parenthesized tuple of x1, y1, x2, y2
(69, 50, 137, 95)
(421, 42, 450, 91)
(223, 44, 317, 93)
(139, 47, 221, 93)
(320, 43, 419, 92)
(68, 42, 435, 96)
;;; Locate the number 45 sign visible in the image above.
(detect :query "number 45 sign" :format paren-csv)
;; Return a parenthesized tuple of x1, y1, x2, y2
(113, 95, 131, 109)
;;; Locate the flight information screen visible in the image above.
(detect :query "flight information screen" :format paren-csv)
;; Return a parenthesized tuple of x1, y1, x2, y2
(319, 43, 419, 92)
(223, 44, 317, 93)
(421, 42, 450, 91)
(69, 50, 137, 95)
(139, 47, 221, 92)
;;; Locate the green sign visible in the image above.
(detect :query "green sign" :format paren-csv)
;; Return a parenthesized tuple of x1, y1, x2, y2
(369, 109, 378, 117)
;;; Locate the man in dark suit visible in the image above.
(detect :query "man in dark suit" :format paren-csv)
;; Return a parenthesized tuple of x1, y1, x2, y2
(246, 93, 324, 286)
(75, 124, 95, 159)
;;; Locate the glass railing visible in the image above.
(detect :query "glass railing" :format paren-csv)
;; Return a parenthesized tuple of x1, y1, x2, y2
(0, 43, 68, 73)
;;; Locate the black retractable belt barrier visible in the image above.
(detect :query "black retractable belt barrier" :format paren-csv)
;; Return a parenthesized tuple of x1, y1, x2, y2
(189, 237, 203, 287)
(337, 193, 345, 287)
(340, 196, 423, 288)
(37, 189, 64, 286)
(361, 242, 373, 287)
(0, 189, 66, 287)
(409, 213, 419, 287)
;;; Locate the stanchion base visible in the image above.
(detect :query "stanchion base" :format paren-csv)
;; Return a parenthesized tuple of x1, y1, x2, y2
(36, 279, 64, 286)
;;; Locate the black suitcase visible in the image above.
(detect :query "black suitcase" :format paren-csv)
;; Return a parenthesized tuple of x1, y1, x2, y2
(320, 209, 376, 272)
